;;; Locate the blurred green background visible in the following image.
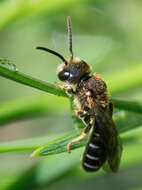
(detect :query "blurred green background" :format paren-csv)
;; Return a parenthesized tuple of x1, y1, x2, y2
(0, 0, 142, 189)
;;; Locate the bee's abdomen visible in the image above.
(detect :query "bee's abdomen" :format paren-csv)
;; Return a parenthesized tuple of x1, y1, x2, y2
(82, 126, 107, 172)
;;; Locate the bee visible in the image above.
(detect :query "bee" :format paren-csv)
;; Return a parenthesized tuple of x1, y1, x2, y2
(36, 16, 122, 172)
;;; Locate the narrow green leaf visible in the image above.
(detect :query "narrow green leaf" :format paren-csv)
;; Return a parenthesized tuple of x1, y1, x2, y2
(0, 111, 142, 155)
(32, 111, 142, 156)
(0, 64, 67, 97)
(112, 98, 142, 114)
(31, 130, 85, 157)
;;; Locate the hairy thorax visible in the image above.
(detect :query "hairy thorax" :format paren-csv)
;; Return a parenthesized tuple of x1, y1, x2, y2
(74, 73, 110, 114)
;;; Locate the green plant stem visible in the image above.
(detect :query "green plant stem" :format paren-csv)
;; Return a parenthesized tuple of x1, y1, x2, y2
(1, 61, 142, 100)
(112, 98, 142, 114)
(0, 65, 67, 97)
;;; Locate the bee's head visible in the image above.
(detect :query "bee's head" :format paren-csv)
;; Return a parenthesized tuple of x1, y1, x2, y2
(36, 16, 91, 84)
(56, 57, 91, 84)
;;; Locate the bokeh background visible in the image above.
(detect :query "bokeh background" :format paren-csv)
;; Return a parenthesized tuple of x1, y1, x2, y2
(0, 0, 142, 189)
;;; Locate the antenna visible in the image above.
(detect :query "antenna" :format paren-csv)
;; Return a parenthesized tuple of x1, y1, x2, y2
(36, 46, 67, 65)
(67, 16, 73, 59)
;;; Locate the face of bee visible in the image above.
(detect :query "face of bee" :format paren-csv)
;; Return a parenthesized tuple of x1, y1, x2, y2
(57, 57, 92, 84)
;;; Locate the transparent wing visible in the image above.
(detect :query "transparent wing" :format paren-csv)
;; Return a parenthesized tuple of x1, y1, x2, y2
(103, 133, 122, 173)
(95, 108, 122, 173)
(102, 113, 123, 173)
(50, 33, 112, 65)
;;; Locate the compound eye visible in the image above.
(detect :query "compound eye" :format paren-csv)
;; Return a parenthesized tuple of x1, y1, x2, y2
(64, 71, 70, 77)
(58, 71, 70, 81)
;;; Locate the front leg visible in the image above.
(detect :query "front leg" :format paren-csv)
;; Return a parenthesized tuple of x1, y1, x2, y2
(54, 82, 75, 96)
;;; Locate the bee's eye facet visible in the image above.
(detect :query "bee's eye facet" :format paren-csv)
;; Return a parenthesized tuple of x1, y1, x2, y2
(58, 71, 70, 81)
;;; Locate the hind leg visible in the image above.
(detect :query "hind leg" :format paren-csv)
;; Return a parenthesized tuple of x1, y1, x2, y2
(67, 116, 95, 153)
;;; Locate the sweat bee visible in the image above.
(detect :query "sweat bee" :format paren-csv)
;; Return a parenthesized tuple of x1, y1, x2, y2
(36, 16, 122, 172)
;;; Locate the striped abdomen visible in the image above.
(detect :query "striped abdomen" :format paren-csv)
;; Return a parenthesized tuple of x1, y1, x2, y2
(82, 124, 107, 172)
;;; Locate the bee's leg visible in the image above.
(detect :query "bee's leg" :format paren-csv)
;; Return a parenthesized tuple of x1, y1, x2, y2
(54, 82, 71, 91)
(72, 107, 87, 118)
(54, 82, 75, 96)
(84, 116, 94, 133)
(67, 116, 95, 154)
(67, 131, 87, 154)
